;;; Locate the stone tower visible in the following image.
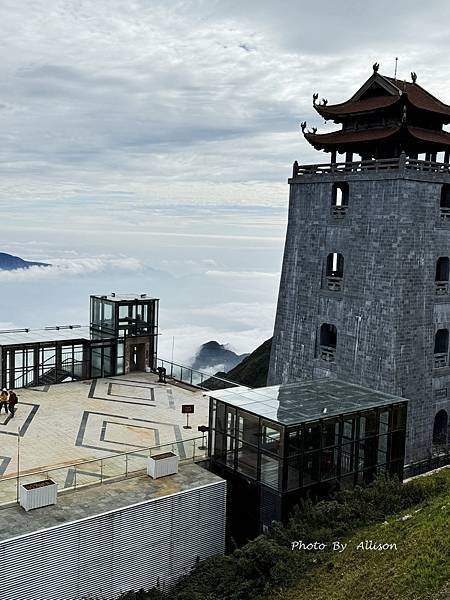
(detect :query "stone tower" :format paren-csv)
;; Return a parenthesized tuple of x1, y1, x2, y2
(268, 66, 450, 462)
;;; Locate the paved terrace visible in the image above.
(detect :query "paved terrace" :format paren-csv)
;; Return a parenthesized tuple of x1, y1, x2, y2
(0, 463, 221, 543)
(0, 372, 209, 502)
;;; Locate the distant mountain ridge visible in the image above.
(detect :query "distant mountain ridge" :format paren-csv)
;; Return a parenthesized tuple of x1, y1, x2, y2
(192, 340, 249, 372)
(0, 252, 50, 270)
(203, 338, 272, 389)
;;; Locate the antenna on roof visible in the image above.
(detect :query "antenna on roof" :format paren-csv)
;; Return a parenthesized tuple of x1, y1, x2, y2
(394, 57, 398, 80)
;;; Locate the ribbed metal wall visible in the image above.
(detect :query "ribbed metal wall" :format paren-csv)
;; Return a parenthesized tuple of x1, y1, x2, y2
(0, 480, 226, 600)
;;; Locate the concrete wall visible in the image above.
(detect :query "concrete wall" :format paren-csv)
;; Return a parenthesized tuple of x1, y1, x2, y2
(0, 481, 226, 600)
(268, 166, 450, 462)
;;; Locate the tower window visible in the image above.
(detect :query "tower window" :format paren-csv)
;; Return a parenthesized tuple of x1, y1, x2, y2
(435, 257, 449, 295)
(326, 253, 344, 291)
(434, 328, 449, 368)
(440, 185, 450, 221)
(319, 323, 337, 363)
(433, 409, 448, 448)
(331, 183, 349, 218)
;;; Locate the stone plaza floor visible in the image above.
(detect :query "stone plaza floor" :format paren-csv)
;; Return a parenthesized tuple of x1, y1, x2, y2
(0, 373, 209, 504)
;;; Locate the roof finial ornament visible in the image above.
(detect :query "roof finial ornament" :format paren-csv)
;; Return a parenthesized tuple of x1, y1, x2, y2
(321, 98, 328, 106)
(310, 127, 317, 134)
(373, 62, 380, 73)
(300, 121, 307, 133)
(411, 72, 417, 83)
(313, 93, 318, 105)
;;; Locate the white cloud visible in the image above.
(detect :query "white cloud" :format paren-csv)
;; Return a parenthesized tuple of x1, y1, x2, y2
(0, 256, 144, 281)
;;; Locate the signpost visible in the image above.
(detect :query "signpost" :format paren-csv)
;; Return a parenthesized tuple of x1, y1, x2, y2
(198, 425, 209, 450)
(182, 404, 194, 429)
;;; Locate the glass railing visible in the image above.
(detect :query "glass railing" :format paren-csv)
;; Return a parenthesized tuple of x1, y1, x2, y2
(0, 436, 207, 507)
(156, 358, 242, 391)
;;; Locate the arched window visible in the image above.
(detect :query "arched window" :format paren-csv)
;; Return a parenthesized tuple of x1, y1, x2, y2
(326, 253, 344, 291)
(331, 183, 349, 218)
(434, 328, 449, 368)
(435, 257, 449, 295)
(440, 184, 450, 221)
(433, 409, 448, 447)
(319, 323, 337, 362)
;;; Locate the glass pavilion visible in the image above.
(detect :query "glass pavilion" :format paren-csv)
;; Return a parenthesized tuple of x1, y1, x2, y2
(208, 379, 408, 543)
(0, 294, 159, 389)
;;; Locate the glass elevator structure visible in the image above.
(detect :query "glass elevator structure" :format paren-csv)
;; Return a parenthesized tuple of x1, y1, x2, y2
(0, 294, 159, 389)
(208, 379, 408, 544)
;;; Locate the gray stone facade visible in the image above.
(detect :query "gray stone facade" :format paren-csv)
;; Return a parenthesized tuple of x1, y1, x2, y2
(268, 160, 450, 462)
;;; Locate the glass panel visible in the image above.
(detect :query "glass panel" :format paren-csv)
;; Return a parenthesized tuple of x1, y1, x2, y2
(360, 410, 378, 438)
(226, 406, 236, 437)
(359, 436, 379, 468)
(340, 442, 356, 474)
(216, 401, 226, 433)
(343, 417, 355, 442)
(304, 422, 321, 451)
(260, 453, 280, 490)
(322, 418, 340, 448)
(236, 443, 258, 479)
(390, 430, 406, 461)
(287, 427, 303, 456)
(377, 434, 389, 464)
(321, 447, 339, 481)
(286, 455, 301, 490)
(378, 410, 390, 435)
(260, 421, 282, 456)
(303, 451, 321, 485)
(237, 410, 259, 447)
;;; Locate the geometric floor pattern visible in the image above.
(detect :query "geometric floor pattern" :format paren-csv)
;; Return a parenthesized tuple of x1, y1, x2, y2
(0, 372, 208, 480)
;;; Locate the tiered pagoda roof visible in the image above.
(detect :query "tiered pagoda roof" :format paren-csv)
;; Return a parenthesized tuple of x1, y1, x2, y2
(303, 66, 450, 160)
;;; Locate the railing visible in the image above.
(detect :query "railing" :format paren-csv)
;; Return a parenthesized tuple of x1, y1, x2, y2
(292, 156, 450, 178)
(320, 346, 336, 363)
(435, 281, 449, 295)
(326, 276, 343, 292)
(433, 352, 448, 369)
(404, 448, 450, 479)
(440, 207, 450, 221)
(156, 358, 242, 390)
(0, 436, 207, 507)
(330, 205, 348, 218)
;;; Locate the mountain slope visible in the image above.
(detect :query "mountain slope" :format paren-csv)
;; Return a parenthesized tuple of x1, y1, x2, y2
(0, 252, 50, 270)
(207, 337, 272, 388)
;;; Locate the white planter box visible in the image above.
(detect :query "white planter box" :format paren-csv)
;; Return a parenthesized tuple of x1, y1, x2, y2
(19, 479, 58, 512)
(147, 452, 179, 479)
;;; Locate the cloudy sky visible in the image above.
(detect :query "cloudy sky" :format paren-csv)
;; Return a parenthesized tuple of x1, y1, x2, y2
(1, 1, 449, 363)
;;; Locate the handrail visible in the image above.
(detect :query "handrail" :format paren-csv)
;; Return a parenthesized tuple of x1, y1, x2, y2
(0, 435, 208, 506)
(0, 435, 205, 483)
(156, 357, 245, 390)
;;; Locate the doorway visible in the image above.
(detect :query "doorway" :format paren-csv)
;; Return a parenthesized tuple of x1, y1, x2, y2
(129, 343, 146, 371)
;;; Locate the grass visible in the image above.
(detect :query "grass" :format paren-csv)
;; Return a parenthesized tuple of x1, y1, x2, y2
(269, 469, 450, 600)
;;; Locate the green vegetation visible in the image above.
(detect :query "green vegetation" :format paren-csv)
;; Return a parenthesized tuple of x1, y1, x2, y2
(116, 469, 450, 600)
